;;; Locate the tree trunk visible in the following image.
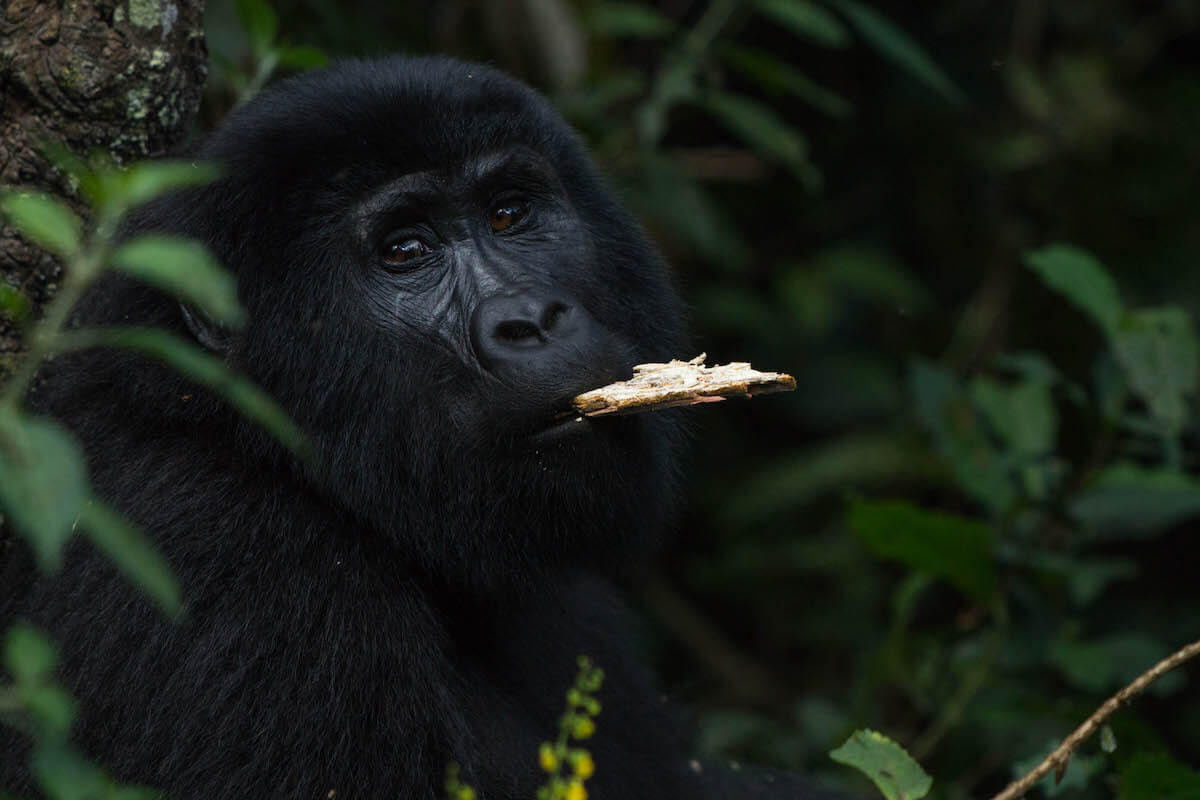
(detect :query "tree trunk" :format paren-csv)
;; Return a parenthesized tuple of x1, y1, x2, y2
(0, 0, 208, 368)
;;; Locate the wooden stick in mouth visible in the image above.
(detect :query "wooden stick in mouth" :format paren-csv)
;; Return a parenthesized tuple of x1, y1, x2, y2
(570, 354, 796, 418)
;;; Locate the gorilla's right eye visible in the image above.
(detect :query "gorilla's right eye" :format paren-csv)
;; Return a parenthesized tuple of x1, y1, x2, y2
(488, 198, 529, 233)
(382, 237, 432, 267)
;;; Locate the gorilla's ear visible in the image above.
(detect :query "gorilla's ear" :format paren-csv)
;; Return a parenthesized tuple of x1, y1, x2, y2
(180, 303, 234, 353)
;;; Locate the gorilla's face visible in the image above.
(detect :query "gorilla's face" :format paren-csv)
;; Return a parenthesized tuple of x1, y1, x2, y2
(349, 146, 635, 447)
(188, 58, 688, 588)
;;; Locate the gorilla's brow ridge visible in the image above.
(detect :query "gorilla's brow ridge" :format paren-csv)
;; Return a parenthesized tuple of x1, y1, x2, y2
(354, 146, 560, 222)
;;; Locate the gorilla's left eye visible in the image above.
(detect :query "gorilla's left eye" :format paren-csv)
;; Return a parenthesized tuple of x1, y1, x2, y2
(488, 199, 529, 233)
(382, 237, 432, 267)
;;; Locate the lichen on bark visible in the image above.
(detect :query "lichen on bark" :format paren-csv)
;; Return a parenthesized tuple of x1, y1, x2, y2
(0, 0, 208, 366)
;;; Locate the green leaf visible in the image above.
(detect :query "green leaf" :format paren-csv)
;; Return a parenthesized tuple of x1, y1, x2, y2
(830, 0, 964, 104)
(77, 498, 181, 616)
(1023, 244, 1124, 336)
(109, 235, 245, 327)
(992, 351, 1063, 385)
(1051, 634, 1183, 696)
(636, 56, 698, 145)
(277, 45, 329, 69)
(117, 161, 221, 212)
(1112, 308, 1199, 435)
(20, 685, 76, 740)
(0, 193, 82, 259)
(108, 787, 162, 800)
(30, 742, 108, 800)
(701, 91, 821, 189)
(1019, 551, 1137, 606)
(1094, 353, 1128, 422)
(0, 413, 90, 572)
(37, 140, 91, 189)
(830, 729, 932, 800)
(0, 282, 30, 322)
(1071, 463, 1200, 539)
(236, 0, 280, 53)
(61, 327, 306, 452)
(720, 46, 852, 118)
(752, 0, 849, 48)
(82, 160, 220, 215)
(848, 499, 997, 602)
(909, 359, 1017, 513)
(585, 2, 676, 38)
(970, 376, 1058, 456)
(4, 624, 58, 683)
(1119, 753, 1200, 800)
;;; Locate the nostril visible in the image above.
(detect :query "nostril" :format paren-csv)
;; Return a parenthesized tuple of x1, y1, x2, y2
(471, 291, 590, 371)
(540, 302, 569, 333)
(494, 319, 542, 344)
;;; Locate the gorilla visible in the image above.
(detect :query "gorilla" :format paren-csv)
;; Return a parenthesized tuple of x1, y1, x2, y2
(0, 57, 846, 799)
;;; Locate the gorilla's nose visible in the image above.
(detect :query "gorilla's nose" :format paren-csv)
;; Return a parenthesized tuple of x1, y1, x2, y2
(470, 290, 589, 371)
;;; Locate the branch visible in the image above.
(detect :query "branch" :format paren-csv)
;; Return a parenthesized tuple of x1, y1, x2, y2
(991, 637, 1200, 800)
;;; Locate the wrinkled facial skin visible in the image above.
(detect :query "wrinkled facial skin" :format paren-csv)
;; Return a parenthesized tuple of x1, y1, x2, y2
(349, 146, 634, 436)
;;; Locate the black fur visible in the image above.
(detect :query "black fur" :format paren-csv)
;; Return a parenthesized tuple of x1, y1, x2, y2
(1, 57, 845, 799)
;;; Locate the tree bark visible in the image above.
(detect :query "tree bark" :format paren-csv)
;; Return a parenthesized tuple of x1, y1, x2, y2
(0, 0, 208, 368)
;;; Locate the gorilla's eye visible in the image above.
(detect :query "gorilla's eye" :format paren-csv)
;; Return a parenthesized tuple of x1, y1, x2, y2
(488, 199, 529, 233)
(383, 237, 432, 267)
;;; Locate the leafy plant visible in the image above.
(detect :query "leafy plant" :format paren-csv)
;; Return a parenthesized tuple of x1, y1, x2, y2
(830, 729, 932, 800)
(826, 244, 1200, 797)
(443, 656, 603, 800)
(560, 0, 961, 270)
(210, 0, 330, 106)
(537, 657, 603, 800)
(0, 153, 303, 800)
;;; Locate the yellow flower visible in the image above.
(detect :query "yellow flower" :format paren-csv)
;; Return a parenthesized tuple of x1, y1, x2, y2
(573, 753, 595, 779)
(539, 743, 558, 773)
(572, 718, 596, 740)
(565, 781, 587, 800)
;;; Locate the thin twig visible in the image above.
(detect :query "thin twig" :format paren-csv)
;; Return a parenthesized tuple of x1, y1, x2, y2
(911, 654, 993, 760)
(991, 638, 1200, 800)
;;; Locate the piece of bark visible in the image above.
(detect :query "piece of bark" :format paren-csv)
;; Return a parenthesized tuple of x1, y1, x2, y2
(572, 354, 796, 417)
